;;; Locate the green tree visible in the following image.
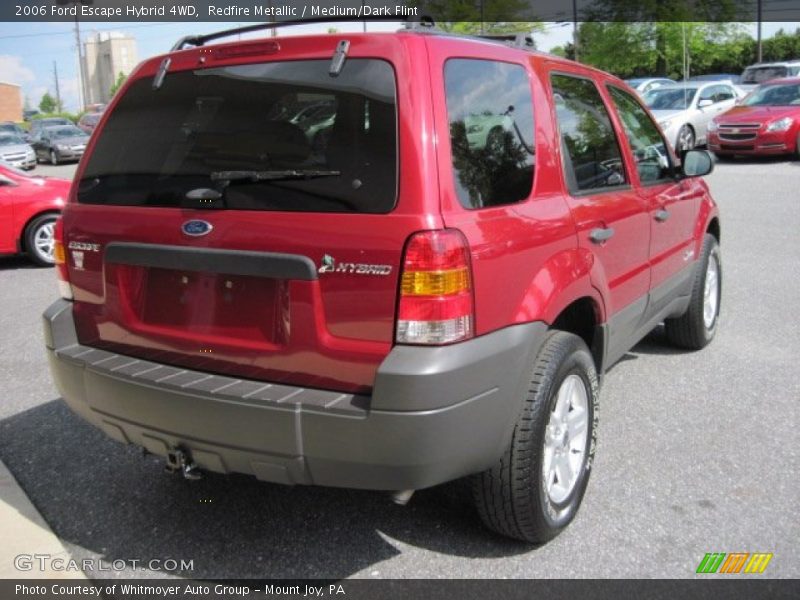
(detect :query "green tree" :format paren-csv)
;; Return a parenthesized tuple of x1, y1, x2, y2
(109, 71, 127, 97)
(39, 92, 57, 113)
(408, 0, 543, 36)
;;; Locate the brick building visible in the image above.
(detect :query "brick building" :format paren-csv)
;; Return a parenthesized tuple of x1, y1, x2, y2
(0, 82, 23, 122)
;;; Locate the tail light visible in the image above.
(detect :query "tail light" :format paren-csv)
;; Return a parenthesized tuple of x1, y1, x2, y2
(396, 229, 474, 345)
(53, 218, 73, 300)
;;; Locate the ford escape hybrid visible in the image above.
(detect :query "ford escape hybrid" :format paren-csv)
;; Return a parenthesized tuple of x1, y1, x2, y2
(44, 22, 721, 543)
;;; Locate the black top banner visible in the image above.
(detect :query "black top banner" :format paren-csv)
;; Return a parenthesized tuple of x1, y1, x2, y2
(5, 0, 800, 23)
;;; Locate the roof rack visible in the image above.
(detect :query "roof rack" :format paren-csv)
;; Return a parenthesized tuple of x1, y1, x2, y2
(171, 16, 539, 54)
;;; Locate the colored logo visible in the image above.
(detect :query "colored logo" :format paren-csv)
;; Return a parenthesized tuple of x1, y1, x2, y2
(318, 254, 335, 274)
(696, 552, 773, 574)
(182, 220, 213, 237)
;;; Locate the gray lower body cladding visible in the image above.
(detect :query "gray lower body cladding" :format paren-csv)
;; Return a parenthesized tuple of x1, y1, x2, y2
(44, 299, 546, 491)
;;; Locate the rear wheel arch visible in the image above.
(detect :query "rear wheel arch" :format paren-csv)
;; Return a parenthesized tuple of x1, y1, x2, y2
(549, 296, 604, 373)
(706, 217, 720, 243)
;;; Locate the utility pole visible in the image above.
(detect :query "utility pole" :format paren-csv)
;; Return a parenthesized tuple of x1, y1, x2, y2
(74, 13, 86, 109)
(757, 0, 763, 62)
(572, 0, 579, 61)
(53, 61, 62, 112)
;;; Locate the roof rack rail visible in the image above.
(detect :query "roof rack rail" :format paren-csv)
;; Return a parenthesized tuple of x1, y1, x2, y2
(171, 16, 427, 51)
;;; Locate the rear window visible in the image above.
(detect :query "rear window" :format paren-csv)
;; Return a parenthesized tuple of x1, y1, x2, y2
(444, 59, 535, 209)
(78, 59, 397, 214)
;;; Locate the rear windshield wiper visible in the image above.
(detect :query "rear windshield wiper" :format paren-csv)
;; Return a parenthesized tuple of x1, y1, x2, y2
(210, 169, 341, 183)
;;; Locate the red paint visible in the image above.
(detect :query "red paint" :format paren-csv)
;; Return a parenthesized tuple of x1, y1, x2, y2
(708, 78, 800, 156)
(60, 32, 719, 394)
(0, 164, 69, 256)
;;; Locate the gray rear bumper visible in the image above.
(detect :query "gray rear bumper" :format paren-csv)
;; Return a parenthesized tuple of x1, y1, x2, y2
(44, 299, 546, 491)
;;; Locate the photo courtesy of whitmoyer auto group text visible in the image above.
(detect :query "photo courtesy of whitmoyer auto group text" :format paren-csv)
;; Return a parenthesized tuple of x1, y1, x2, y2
(0, 0, 798, 598)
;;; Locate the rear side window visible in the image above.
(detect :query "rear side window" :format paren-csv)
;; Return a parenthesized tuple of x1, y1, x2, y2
(444, 59, 535, 209)
(78, 59, 397, 213)
(551, 73, 627, 194)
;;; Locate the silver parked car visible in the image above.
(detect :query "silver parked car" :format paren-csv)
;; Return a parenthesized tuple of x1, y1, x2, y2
(0, 132, 36, 170)
(643, 82, 739, 152)
(625, 77, 676, 96)
(739, 61, 800, 93)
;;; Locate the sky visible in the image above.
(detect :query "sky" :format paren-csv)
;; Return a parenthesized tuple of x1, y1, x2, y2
(0, 20, 797, 113)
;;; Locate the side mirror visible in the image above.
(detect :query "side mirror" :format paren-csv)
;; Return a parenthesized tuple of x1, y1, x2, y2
(698, 98, 713, 108)
(682, 149, 714, 178)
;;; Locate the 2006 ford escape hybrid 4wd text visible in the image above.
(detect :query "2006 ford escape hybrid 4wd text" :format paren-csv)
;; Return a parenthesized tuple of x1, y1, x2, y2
(43, 21, 721, 543)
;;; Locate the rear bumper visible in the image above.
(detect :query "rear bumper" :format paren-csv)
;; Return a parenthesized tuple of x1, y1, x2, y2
(44, 299, 546, 491)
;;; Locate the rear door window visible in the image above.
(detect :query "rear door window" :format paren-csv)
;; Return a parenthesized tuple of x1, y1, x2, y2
(78, 59, 397, 214)
(444, 59, 535, 209)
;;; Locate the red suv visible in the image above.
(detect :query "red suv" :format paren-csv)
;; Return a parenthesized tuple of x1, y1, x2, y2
(44, 24, 721, 543)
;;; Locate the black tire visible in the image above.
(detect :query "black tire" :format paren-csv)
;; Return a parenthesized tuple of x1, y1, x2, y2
(665, 234, 721, 349)
(473, 331, 599, 543)
(50, 150, 59, 166)
(24, 213, 59, 267)
(677, 125, 695, 152)
(795, 132, 800, 160)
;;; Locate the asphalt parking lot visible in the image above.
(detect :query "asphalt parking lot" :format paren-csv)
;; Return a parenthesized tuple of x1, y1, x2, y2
(0, 158, 798, 579)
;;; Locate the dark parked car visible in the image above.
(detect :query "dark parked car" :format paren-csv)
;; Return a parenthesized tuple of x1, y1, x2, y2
(29, 117, 74, 137)
(0, 121, 31, 142)
(0, 161, 70, 265)
(32, 125, 89, 165)
(45, 22, 721, 543)
(708, 77, 800, 159)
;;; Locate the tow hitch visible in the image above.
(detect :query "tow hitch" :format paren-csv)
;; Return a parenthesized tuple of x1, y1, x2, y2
(164, 447, 202, 481)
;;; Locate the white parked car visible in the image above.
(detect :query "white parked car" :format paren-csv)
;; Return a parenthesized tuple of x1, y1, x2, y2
(739, 60, 800, 93)
(643, 82, 739, 152)
(625, 77, 676, 96)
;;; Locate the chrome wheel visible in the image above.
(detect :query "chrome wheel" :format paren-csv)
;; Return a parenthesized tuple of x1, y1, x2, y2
(703, 253, 720, 329)
(677, 126, 695, 152)
(542, 374, 589, 505)
(32, 219, 56, 263)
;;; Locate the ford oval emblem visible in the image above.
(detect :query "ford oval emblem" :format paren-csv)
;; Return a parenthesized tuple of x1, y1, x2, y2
(182, 220, 213, 237)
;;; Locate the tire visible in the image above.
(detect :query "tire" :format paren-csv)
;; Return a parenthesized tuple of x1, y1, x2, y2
(665, 234, 721, 349)
(50, 150, 59, 166)
(677, 125, 695, 152)
(795, 132, 800, 160)
(24, 213, 59, 267)
(714, 152, 734, 162)
(473, 331, 599, 543)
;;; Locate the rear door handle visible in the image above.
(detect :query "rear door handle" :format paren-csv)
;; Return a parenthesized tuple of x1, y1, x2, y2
(655, 209, 670, 222)
(589, 227, 615, 244)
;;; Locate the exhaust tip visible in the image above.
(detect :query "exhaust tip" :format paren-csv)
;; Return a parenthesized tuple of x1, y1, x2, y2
(390, 489, 415, 506)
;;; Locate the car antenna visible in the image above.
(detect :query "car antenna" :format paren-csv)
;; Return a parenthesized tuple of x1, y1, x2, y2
(153, 57, 171, 90)
(329, 40, 350, 77)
